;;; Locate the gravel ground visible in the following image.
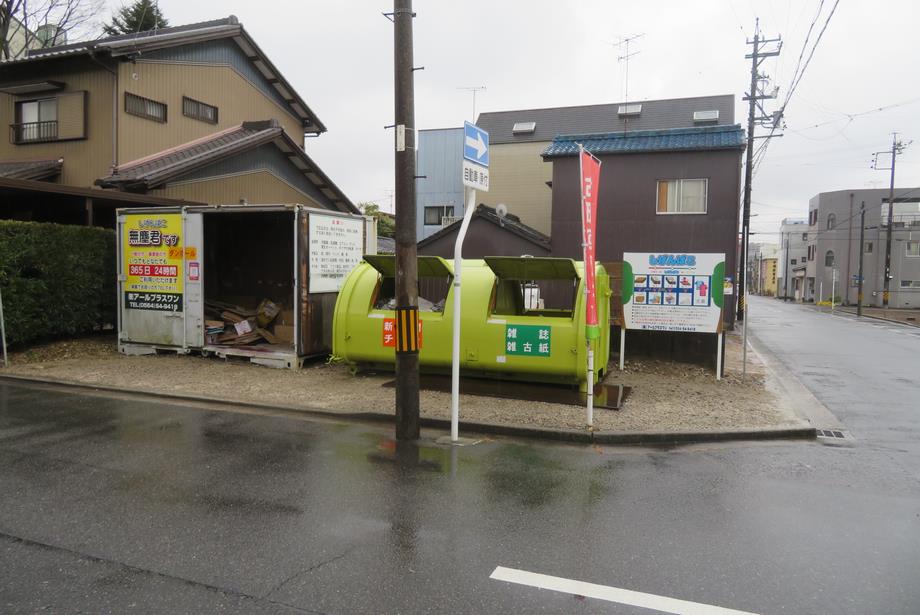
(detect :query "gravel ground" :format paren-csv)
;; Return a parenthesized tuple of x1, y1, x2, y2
(1, 332, 801, 433)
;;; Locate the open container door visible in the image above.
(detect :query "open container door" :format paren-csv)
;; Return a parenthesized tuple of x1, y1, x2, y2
(118, 206, 203, 353)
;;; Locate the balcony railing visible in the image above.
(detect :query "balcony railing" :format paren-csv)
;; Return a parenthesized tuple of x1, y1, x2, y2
(10, 120, 58, 144)
(441, 215, 461, 227)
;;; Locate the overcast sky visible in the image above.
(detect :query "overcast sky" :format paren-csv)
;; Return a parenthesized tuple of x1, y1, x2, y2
(105, 0, 920, 239)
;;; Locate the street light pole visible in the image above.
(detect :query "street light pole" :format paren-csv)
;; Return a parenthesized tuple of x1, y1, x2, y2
(857, 202, 865, 317)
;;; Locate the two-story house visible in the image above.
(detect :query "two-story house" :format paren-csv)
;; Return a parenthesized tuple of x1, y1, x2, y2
(0, 16, 356, 227)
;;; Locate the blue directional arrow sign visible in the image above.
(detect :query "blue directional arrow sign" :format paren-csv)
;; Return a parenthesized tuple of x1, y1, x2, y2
(463, 121, 489, 167)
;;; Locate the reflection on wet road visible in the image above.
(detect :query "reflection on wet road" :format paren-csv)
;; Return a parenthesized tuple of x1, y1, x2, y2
(0, 375, 918, 614)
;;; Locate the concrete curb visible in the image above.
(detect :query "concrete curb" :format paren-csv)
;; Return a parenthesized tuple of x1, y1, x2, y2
(0, 372, 816, 445)
(833, 308, 920, 328)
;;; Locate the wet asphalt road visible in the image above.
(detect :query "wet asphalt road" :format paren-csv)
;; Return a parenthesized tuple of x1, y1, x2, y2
(1, 298, 919, 614)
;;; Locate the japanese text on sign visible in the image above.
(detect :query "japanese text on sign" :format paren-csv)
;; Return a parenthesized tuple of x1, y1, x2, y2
(309, 214, 364, 293)
(123, 213, 184, 312)
(504, 324, 551, 357)
(382, 317, 423, 348)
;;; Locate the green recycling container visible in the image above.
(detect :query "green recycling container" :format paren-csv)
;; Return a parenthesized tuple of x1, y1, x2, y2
(332, 255, 611, 388)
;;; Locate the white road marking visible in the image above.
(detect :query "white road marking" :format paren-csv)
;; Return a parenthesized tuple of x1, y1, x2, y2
(490, 566, 760, 615)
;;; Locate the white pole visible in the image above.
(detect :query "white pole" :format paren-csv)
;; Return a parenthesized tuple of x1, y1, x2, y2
(716, 332, 723, 381)
(831, 269, 836, 312)
(586, 341, 594, 427)
(618, 326, 625, 371)
(741, 278, 749, 382)
(819, 281, 823, 308)
(0, 284, 8, 368)
(450, 187, 477, 442)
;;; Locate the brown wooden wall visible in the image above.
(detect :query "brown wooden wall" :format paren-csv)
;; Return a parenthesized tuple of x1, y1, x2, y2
(151, 171, 326, 207)
(417, 216, 550, 259)
(0, 58, 115, 187)
(550, 149, 743, 322)
(117, 61, 304, 163)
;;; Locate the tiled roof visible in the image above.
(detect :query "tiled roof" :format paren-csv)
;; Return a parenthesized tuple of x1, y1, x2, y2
(477, 95, 735, 144)
(0, 158, 62, 180)
(97, 120, 357, 214)
(542, 125, 746, 158)
(417, 204, 551, 251)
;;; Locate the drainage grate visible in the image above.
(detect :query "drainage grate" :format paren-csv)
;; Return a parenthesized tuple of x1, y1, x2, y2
(816, 429, 846, 439)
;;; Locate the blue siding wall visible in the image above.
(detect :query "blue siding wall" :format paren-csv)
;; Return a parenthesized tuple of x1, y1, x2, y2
(141, 39, 294, 117)
(167, 143, 334, 209)
(417, 127, 464, 239)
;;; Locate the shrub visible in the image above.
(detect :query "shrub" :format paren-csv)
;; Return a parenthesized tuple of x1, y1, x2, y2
(0, 220, 116, 348)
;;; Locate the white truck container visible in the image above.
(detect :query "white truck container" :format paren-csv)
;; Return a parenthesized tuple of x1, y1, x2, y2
(117, 204, 375, 368)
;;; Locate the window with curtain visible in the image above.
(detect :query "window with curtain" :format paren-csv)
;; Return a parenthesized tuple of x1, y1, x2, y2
(125, 92, 167, 123)
(826, 213, 836, 229)
(656, 178, 708, 214)
(825, 250, 835, 267)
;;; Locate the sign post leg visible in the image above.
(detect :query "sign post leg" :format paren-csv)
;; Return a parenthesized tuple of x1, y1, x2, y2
(716, 332, 723, 381)
(0, 285, 8, 368)
(586, 340, 594, 427)
(450, 187, 477, 442)
(619, 327, 625, 371)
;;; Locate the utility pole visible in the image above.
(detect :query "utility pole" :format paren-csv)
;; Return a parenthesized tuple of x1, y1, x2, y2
(783, 230, 791, 301)
(857, 202, 866, 317)
(872, 133, 910, 308)
(392, 0, 420, 440)
(738, 19, 781, 322)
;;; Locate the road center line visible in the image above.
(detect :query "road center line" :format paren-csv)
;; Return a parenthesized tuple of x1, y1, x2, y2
(490, 566, 760, 615)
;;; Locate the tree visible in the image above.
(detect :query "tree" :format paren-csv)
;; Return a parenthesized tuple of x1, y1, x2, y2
(1, 0, 101, 60)
(359, 202, 395, 239)
(102, 0, 167, 36)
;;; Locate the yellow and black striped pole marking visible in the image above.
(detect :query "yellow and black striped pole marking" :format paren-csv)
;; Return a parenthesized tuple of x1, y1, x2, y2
(395, 306, 419, 353)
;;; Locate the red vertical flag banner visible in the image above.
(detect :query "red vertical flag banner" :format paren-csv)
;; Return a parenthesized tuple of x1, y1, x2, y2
(580, 146, 602, 339)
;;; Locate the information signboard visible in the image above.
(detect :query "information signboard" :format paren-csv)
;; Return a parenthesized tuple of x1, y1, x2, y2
(309, 214, 364, 293)
(622, 252, 726, 333)
(123, 213, 184, 312)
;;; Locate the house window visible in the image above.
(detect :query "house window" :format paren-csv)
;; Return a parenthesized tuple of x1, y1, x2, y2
(182, 96, 218, 124)
(825, 250, 835, 267)
(907, 241, 920, 257)
(864, 241, 873, 254)
(13, 97, 57, 143)
(791, 258, 797, 265)
(424, 205, 454, 225)
(125, 92, 167, 123)
(827, 213, 836, 229)
(656, 179, 707, 214)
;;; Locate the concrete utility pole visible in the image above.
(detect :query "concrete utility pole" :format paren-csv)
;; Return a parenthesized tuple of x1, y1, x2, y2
(784, 231, 791, 301)
(857, 202, 866, 317)
(738, 20, 781, 322)
(392, 0, 420, 440)
(872, 133, 910, 308)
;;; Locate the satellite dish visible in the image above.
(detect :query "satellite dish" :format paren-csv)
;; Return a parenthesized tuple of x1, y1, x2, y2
(495, 203, 508, 219)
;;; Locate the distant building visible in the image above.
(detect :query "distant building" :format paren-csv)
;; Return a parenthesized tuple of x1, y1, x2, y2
(777, 218, 807, 301)
(417, 204, 550, 259)
(806, 188, 920, 307)
(416, 127, 463, 239)
(542, 123, 746, 326)
(474, 94, 736, 235)
(749, 243, 779, 296)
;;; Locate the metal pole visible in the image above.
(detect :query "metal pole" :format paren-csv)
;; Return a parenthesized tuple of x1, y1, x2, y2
(846, 193, 853, 305)
(831, 269, 836, 311)
(882, 134, 898, 308)
(578, 144, 594, 428)
(586, 341, 594, 427)
(716, 332, 723, 381)
(857, 203, 866, 317)
(784, 231, 791, 301)
(450, 188, 476, 442)
(619, 327, 625, 371)
(819, 281, 823, 307)
(0, 284, 8, 368)
(393, 0, 420, 440)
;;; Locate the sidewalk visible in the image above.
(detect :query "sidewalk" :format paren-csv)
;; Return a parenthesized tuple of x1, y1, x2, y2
(1, 332, 814, 443)
(834, 305, 920, 327)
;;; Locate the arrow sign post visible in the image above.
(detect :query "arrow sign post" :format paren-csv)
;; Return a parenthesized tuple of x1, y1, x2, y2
(463, 121, 489, 165)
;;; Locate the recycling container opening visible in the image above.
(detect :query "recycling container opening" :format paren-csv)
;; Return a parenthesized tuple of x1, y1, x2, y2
(333, 256, 611, 388)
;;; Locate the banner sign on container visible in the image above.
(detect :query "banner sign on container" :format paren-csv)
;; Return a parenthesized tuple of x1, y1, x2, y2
(123, 213, 184, 312)
(622, 252, 725, 333)
(309, 214, 365, 293)
(579, 147, 602, 339)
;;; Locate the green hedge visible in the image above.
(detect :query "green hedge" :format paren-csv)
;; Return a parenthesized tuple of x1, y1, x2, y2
(0, 220, 116, 348)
